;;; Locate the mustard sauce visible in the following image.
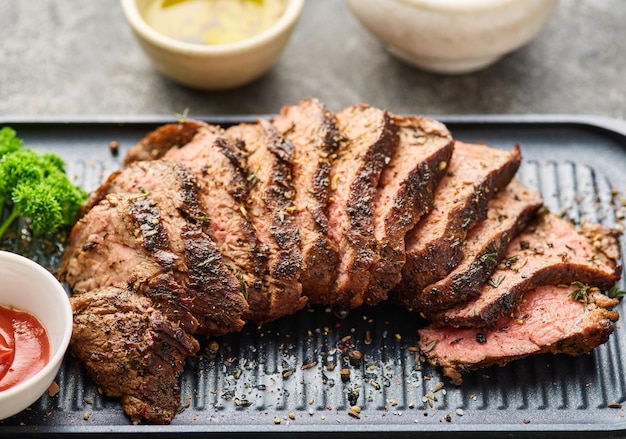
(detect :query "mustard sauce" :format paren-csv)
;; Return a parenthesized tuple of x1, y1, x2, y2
(144, 0, 289, 45)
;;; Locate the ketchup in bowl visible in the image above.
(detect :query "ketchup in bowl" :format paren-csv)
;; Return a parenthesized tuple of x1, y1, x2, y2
(0, 304, 50, 391)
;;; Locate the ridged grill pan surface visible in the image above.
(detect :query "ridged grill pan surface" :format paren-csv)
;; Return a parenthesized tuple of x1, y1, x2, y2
(1, 115, 626, 438)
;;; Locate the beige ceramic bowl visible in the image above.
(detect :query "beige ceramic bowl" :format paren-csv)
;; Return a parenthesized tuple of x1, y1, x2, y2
(120, 0, 305, 90)
(0, 251, 73, 420)
(344, 0, 558, 74)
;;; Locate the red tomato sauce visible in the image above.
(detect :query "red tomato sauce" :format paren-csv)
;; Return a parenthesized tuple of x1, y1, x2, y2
(0, 304, 50, 391)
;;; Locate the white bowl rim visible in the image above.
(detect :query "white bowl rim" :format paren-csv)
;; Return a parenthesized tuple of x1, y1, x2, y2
(0, 251, 73, 399)
(120, 0, 305, 55)
(395, 0, 526, 12)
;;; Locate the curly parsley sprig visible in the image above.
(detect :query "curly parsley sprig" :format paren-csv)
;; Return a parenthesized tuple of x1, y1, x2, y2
(0, 127, 88, 239)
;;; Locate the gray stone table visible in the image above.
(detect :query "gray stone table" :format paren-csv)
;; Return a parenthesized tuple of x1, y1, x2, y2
(0, 0, 625, 120)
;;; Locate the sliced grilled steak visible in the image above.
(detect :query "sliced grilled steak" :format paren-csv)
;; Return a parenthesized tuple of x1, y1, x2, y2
(123, 120, 209, 165)
(436, 212, 622, 327)
(272, 98, 340, 303)
(364, 114, 454, 305)
(393, 141, 522, 309)
(70, 286, 199, 424)
(418, 284, 620, 385)
(163, 126, 268, 324)
(226, 119, 306, 322)
(61, 193, 200, 334)
(416, 179, 543, 315)
(326, 104, 399, 309)
(62, 193, 161, 295)
(61, 160, 249, 336)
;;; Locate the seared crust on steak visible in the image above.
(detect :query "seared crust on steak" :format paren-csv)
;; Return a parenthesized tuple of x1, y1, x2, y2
(226, 119, 306, 322)
(123, 120, 208, 165)
(393, 141, 522, 308)
(415, 179, 543, 314)
(418, 285, 620, 385)
(163, 126, 267, 325)
(70, 286, 199, 424)
(272, 98, 340, 303)
(436, 212, 622, 327)
(61, 193, 200, 334)
(364, 114, 454, 305)
(326, 104, 399, 309)
(61, 160, 249, 336)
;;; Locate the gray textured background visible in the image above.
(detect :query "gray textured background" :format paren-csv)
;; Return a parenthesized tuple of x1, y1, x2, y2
(0, 0, 624, 120)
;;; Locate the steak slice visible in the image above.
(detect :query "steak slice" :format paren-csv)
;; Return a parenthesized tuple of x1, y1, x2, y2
(123, 120, 208, 165)
(119, 161, 248, 335)
(62, 193, 163, 296)
(61, 160, 249, 336)
(416, 179, 543, 315)
(364, 114, 454, 306)
(70, 286, 199, 424)
(272, 98, 340, 303)
(226, 119, 306, 322)
(436, 212, 622, 327)
(418, 284, 620, 385)
(326, 104, 399, 309)
(393, 141, 522, 308)
(163, 126, 268, 324)
(61, 193, 200, 334)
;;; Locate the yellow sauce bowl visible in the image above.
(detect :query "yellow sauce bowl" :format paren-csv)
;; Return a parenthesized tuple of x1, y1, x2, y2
(120, 0, 305, 90)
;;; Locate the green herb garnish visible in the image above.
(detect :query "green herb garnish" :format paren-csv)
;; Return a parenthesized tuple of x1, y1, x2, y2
(488, 274, 505, 288)
(608, 285, 626, 300)
(0, 127, 88, 239)
(569, 281, 591, 305)
(503, 255, 519, 268)
(246, 169, 258, 189)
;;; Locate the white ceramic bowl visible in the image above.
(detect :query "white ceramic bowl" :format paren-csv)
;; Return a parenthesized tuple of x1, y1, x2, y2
(0, 251, 73, 420)
(344, 0, 558, 74)
(120, 0, 305, 90)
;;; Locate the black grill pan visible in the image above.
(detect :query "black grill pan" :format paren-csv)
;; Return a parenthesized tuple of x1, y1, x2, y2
(1, 114, 626, 438)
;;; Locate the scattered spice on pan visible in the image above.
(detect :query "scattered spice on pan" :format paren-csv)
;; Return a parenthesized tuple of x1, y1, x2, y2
(301, 360, 318, 370)
(47, 380, 60, 397)
(348, 349, 362, 365)
(348, 405, 361, 419)
(369, 379, 381, 390)
(340, 368, 351, 382)
(364, 330, 372, 344)
(422, 394, 435, 408)
(108, 140, 120, 157)
(431, 381, 445, 393)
